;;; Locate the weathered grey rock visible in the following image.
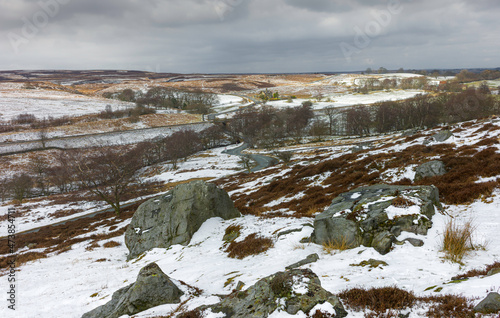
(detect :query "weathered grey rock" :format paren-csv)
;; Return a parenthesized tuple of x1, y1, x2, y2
(82, 263, 183, 318)
(125, 180, 240, 259)
(403, 238, 425, 247)
(312, 217, 362, 248)
(201, 269, 347, 318)
(311, 184, 441, 255)
(433, 130, 453, 142)
(286, 253, 320, 270)
(372, 231, 395, 255)
(487, 268, 500, 276)
(474, 292, 500, 313)
(414, 160, 447, 181)
(351, 259, 388, 268)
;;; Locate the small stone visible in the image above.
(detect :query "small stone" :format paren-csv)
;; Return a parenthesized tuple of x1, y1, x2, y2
(285, 253, 320, 270)
(404, 238, 424, 247)
(474, 292, 500, 314)
(235, 281, 245, 291)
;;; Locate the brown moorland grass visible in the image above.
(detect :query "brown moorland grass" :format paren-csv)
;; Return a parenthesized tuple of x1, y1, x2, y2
(441, 219, 476, 264)
(338, 286, 416, 312)
(103, 241, 121, 248)
(0, 202, 141, 270)
(339, 286, 476, 317)
(452, 261, 500, 280)
(225, 233, 273, 259)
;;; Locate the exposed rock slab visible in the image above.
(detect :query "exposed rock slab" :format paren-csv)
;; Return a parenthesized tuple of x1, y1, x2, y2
(414, 160, 447, 181)
(125, 180, 240, 259)
(201, 269, 347, 317)
(312, 184, 440, 255)
(474, 292, 500, 314)
(82, 263, 183, 318)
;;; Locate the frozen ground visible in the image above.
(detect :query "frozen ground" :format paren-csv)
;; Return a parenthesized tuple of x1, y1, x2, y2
(0, 83, 135, 121)
(0, 144, 243, 234)
(1, 119, 500, 318)
(266, 90, 426, 110)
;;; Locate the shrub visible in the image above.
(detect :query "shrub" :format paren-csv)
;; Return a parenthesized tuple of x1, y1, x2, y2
(424, 294, 475, 318)
(338, 286, 416, 312)
(225, 233, 273, 259)
(442, 219, 476, 264)
(452, 261, 500, 280)
(391, 195, 415, 208)
(308, 310, 336, 318)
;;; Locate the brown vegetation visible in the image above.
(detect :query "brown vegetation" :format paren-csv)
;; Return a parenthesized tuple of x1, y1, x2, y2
(338, 286, 476, 317)
(225, 233, 273, 259)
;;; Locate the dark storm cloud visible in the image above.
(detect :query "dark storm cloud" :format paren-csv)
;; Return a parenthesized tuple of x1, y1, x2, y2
(0, 0, 499, 72)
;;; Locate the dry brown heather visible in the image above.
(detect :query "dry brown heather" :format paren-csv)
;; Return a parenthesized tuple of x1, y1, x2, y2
(0, 202, 140, 271)
(338, 286, 477, 317)
(225, 233, 273, 259)
(217, 125, 500, 218)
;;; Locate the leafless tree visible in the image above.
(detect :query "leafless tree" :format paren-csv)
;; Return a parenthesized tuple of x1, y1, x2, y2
(10, 174, 33, 203)
(72, 147, 143, 214)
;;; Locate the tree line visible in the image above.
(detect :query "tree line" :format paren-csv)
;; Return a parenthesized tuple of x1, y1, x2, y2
(343, 87, 499, 136)
(104, 87, 218, 114)
(228, 104, 314, 148)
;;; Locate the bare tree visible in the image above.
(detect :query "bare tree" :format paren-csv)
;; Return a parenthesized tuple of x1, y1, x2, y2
(39, 126, 48, 149)
(10, 174, 33, 203)
(72, 147, 143, 214)
(29, 156, 50, 195)
(323, 107, 338, 135)
(239, 156, 252, 173)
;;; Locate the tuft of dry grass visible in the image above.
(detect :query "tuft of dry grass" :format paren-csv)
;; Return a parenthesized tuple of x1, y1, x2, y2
(442, 219, 476, 264)
(322, 237, 351, 254)
(225, 233, 273, 259)
(339, 286, 478, 317)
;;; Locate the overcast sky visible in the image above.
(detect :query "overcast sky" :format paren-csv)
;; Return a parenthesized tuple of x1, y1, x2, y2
(1, 0, 499, 73)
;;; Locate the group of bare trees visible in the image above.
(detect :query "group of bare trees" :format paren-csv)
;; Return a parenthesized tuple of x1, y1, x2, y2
(105, 87, 218, 114)
(343, 88, 498, 136)
(229, 104, 314, 148)
(0, 125, 227, 213)
(357, 76, 429, 94)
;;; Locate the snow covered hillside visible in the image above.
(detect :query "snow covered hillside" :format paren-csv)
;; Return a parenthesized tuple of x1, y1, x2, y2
(1, 117, 499, 317)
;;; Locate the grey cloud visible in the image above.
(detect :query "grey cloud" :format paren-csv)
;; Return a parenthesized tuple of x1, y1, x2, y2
(0, 0, 499, 72)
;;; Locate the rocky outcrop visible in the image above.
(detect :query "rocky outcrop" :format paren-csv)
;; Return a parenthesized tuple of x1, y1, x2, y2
(474, 292, 500, 314)
(82, 263, 183, 318)
(312, 184, 440, 255)
(414, 160, 447, 181)
(433, 130, 453, 142)
(125, 180, 240, 259)
(201, 269, 347, 317)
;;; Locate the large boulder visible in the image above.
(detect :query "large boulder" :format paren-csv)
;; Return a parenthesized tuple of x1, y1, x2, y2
(433, 130, 453, 142)
(82, 263, 183, 318)
(312, 184, 441, 255)
(414, 160, 447, 181)
(125, 180, 240, 260)
(200, 269, 347, 317)
(474, 292, 500, 314)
